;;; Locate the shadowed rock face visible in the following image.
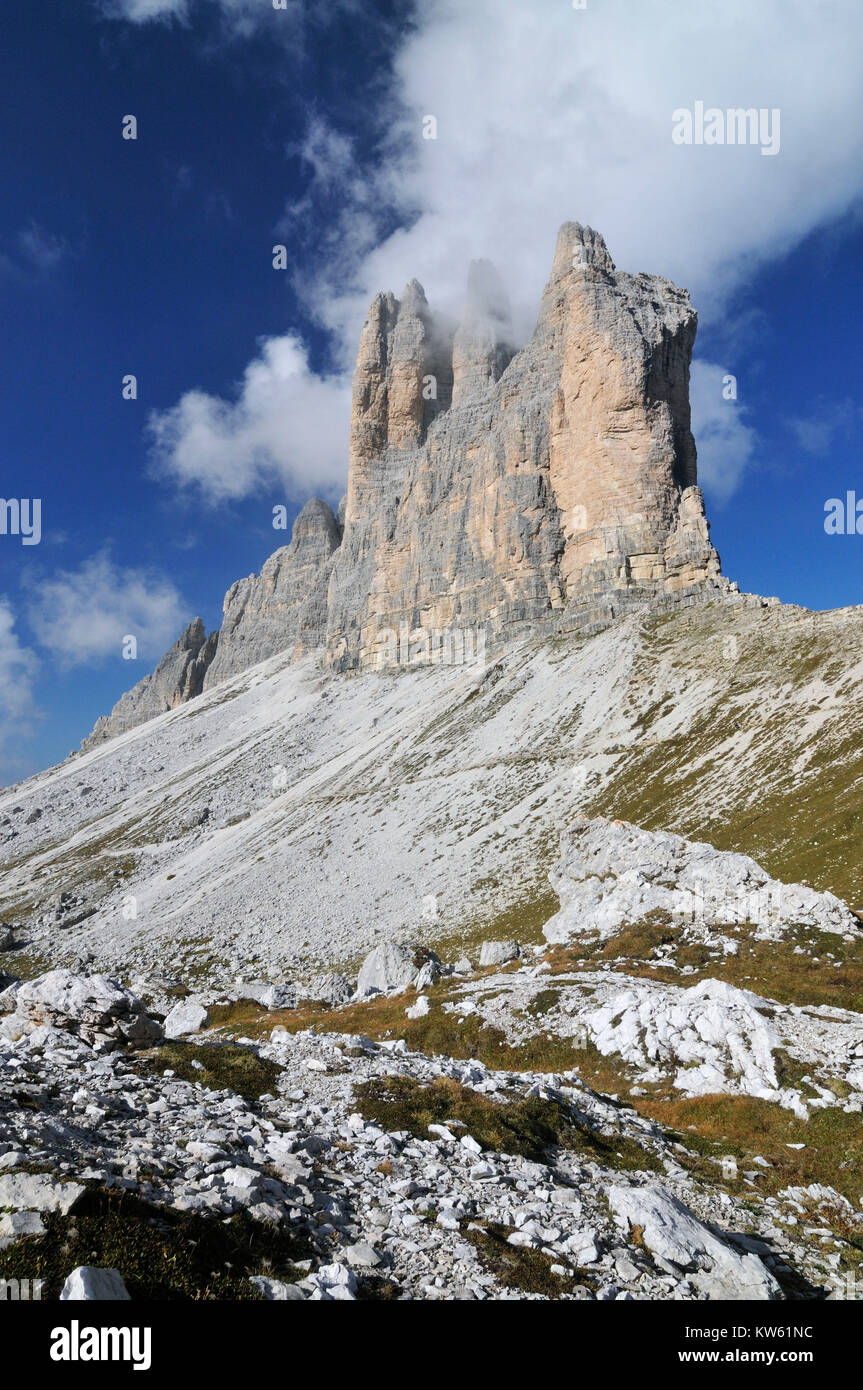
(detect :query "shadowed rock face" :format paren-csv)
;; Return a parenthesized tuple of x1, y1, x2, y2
(202, 497, 342, 688)
(81, 618, 216, 751)
(83, 221, 724, 744)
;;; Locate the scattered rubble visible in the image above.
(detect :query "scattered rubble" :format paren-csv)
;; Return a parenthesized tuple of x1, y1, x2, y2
(545, 817, 858, 944)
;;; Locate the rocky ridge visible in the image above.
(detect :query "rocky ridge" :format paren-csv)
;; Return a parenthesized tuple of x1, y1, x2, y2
(83, 618, 217, 751)
(82, 221, 726, 749)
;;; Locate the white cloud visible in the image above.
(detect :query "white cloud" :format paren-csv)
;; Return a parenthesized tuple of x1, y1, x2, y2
(296, 119, 355, 190)
(26, 554, 188, 666)
(690, 362, 757, 504)
(298, 0, 863, 351)
(0, 221, 70, 281)
(148, 335, 350, 503)
(17, 223, 69, 272)
(147, 0, 863, 502)
(0, 599, 40, 787)
(788, 400, 862, 457)
(99, 0, 188, 21)
(99, 0, 319, 35)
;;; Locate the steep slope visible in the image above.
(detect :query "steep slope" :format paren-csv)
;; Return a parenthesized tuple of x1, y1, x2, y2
(7, 592, 863, 991)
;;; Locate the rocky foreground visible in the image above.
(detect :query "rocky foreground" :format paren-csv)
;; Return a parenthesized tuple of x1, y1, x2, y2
(2, 818, 863, 1301)
(0, 980, 834, 1302)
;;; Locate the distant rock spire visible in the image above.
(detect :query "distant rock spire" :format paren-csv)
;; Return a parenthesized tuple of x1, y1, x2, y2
(451, 259, 514, 406)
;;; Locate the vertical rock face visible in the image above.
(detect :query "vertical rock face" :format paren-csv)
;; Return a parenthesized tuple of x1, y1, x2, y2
(326, 221, 720, 670)
(542, 223, 717, 603)
(202, 497, 342, 689)
(81, 618, 216, 750)
(82, 221, 725, 746)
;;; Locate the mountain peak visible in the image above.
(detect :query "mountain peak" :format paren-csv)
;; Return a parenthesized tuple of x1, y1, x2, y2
(84, 220, 726, 744)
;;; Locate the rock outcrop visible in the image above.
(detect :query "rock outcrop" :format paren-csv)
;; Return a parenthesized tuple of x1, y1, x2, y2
(1, 968, 162, 1050)
(83, 221, 726, 744)
(81, 618, 217, 751)
(326, 221, 721, 670)
(543, 815, 858, 943)
(203, 496, 342, 689)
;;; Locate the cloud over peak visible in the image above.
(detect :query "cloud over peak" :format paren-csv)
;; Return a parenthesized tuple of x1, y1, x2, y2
(139, 0, 863, 504)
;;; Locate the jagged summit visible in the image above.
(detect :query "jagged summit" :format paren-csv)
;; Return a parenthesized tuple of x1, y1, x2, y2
(327, 219, 721, 668)
(83, 617, 216, 750)
(83, 222, 726, 748)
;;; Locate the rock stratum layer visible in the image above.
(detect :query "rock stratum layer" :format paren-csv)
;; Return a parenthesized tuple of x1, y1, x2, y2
(83, 222, 723, 748)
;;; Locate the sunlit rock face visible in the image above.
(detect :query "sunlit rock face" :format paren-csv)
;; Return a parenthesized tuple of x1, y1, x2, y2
(84, 221, 724, 742)
(325, 221, 721, 671)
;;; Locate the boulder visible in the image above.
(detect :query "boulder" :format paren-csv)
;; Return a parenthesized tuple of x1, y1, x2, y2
(357, 942, 441, 997)
(0, 1172, 84, 1215)
(607, 1184, 779, 1301)
(0, 1210, 45, 1238)
(10, 970, 162, 1051)
(478, 940, 521, 967)
(302, 972, 353, 1007)
(414, 959, 442, 990)
(236, 981, 296, 1011)
(59, 1267, 131, 1301)
(344, 1243, 382, 1268)
(163, 1000, 210, 1039)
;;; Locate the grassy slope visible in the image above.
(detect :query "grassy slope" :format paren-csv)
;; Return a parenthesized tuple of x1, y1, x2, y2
(581, 603, 863, 906)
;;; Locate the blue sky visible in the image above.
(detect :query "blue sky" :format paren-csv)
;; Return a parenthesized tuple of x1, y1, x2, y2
(1, 0, 862, 784)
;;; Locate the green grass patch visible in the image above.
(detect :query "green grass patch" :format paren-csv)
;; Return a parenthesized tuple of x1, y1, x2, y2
(354, 1074, 660, 1172)
(465, 1222, 588, 1297)
(0, 1186, 311, 1300)
(133, 1040, 281, 1102)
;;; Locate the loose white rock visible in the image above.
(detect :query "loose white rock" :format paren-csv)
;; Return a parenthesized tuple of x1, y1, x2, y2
(60, 1267, 131, 1301)
(163, 1000, 210, 1039)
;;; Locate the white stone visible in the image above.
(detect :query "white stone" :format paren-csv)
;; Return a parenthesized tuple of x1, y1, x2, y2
(607, 1184, 779, 1301)
(479, 940, 520, 967)
(0, 1172, 84, 1215)
(59, 1267, 131, 1301)
(163, 1000, 210, 1038)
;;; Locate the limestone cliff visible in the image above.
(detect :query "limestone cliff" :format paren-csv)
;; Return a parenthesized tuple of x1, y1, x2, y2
(202, 496, 341, 689)
(82, 221, 725, 746)
(81, 618, 216, 750)
(326, 221, 721, 669)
